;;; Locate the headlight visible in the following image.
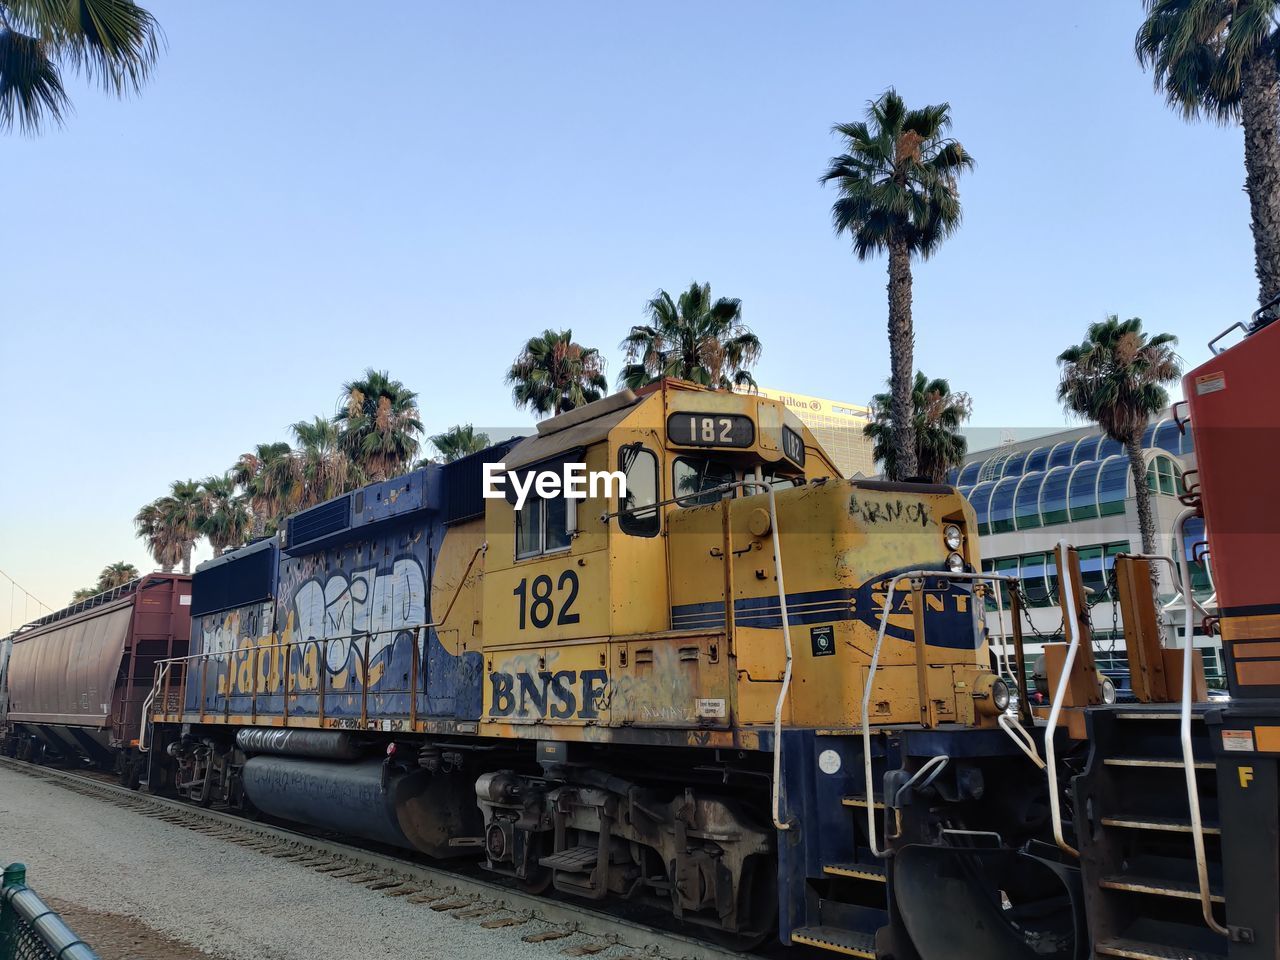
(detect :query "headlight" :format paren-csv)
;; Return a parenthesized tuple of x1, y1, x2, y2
(943, 524, 963, 550)
(1099, 674, 1117, 704)
(972, 672, 1009, 715)
(946, 552, 965, 573)
(991, 678, 1010, 712)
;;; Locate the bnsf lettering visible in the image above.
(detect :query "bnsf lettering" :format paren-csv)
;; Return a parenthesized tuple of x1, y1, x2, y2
(489, 669, 608, 719)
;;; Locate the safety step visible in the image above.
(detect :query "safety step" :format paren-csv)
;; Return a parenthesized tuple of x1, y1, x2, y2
(1100, 874, 1224, 904)
(1101, 815, 1220, 835)
(822, 862, 886, 882)
(538, 844, 597, 872)
(1103, 756, 1213, 770)
(790, 926, 876, 958)
(841, 795, 885, 810)
(1095, 936, 1225, 960)
(1113, 710, 1206, 722)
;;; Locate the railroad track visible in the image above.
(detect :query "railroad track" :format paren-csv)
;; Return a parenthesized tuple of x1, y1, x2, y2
(0, 757, 768, 960)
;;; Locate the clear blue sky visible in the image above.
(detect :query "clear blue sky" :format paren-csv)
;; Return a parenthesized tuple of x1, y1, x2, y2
(0, 1, 1257, 625)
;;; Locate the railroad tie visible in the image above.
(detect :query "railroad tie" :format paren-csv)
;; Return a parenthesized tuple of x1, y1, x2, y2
(452, 905, 497, 919)
(562, 945, 610, 957)
(480, 915, 529, 929)
(429, 898, 473, 912)
(523, 929, 572, 943)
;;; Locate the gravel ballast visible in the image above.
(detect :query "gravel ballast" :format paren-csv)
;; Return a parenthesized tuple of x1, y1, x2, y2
(0, 766, 633, 960)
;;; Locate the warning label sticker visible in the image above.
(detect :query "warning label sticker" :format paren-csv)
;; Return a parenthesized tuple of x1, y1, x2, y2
(1196, 372, 1226, 396)
(1222, 729, 1255, 752)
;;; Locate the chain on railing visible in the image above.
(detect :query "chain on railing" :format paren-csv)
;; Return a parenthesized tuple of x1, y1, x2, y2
(0, 863, 98, 960)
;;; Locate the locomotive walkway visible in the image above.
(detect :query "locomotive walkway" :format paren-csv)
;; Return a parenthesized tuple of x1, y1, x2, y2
(0, 761, 743, 960)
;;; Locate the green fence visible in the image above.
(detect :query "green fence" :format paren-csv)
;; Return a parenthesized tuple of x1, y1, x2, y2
(0, 864, 98, 960)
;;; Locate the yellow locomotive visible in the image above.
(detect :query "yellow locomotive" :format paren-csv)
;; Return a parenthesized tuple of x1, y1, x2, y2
(148, 379, 1050, 956)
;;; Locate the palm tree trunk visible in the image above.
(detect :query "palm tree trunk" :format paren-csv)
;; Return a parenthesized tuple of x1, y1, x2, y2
(1126, 435, 1163, 601)
(182, 542, 193, 576)
(887, 237, 918, 479)
(1240, 48, 1280, 306)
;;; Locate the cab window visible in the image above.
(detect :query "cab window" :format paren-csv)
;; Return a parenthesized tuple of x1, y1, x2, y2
(673, 457, 735, 507)
(619, 444, 659, 537)
(515, 492, 574, 559)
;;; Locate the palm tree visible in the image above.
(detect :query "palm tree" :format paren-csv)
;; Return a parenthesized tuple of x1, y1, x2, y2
(162, 479, 205, 575)
(232, 442, 292, 536)
(0, 0, 161, 134)
(71, 586, 97, 602)
(1137, 0, 1280, 306)
(97, 561, 138, 590)
(289, 415, 361, 508)
(134, 500, 182, 573)
(1057, 316, 1182, 557)
(820, 89, 974, 480)
(335, 369, 423, 482)
(864, 372, 972, 484)
(618, 283, 762, 391)
(198, 474, 252, 556)
(507, 329, 608, 417)
(429, 424, 491, 463)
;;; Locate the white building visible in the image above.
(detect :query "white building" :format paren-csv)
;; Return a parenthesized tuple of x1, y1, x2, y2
(952, 414, 1222, 687)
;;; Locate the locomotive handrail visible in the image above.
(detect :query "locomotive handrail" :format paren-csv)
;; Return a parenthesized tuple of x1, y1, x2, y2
(861, 569, 1019, 858)
(603, 477, 795, 832)
(1044, 539, 1081, 856)
(1173, 508, 1230, 937)
(139, 543, 489, 749)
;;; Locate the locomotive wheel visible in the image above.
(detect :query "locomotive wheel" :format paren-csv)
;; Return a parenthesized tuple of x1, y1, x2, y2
(701, 855, 778, 952)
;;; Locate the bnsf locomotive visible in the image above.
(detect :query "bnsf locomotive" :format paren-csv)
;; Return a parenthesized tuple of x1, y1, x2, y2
(4, 319, 1277, 960)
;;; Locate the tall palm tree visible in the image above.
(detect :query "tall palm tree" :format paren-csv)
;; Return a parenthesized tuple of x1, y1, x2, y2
(289, 415, 361, 508)
(232, 442, 292, 536)
(198, 474, 252, 556)
(1057, 316, 1182, 557)
(0, 0, 161, 134)
(162, 479, 204, 575)
(507, 329, 608, 418)
(97, 561, 138, 590)
(71, 586, 97, 602)
(335, 369, 423, 482)
(1137, 0, 1280, 305)
(134, 499, 182, 573)
(429, 424, 491, 463)
(820, 89, 974, 480)
(618, 283, 762, 391)
(864, 372, 972, 484)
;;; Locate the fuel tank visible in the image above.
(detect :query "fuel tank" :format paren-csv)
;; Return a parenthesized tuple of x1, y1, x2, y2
(235, 728, 368, 760)
(241, 755, 482, 857)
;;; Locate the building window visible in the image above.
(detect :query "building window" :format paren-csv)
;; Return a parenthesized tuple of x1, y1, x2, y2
(619, 445, 660, 537)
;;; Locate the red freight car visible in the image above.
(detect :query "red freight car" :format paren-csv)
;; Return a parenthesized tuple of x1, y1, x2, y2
(1184, 301, 1280, 697)
(1, 574, 190, 777)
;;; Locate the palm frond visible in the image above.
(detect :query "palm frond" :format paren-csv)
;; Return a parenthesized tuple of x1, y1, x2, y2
(0, 25, 68, 133)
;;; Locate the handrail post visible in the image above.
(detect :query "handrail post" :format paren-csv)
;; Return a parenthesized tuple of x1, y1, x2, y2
(910, 578, 935, 728)
(283, 640, 292, 724)
(1009, 589, 1032, 724)
(1044, 538, 1081, 857)
(198, 654, 208, 723)
(410, 626, 420, 727)
(1174, 508, 1229, 937)
(318, 640, 327, 725)
(361, 634, 370, 728)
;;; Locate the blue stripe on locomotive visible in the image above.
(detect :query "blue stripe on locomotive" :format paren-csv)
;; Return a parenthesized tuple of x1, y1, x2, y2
(185, 466, 484, 723)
